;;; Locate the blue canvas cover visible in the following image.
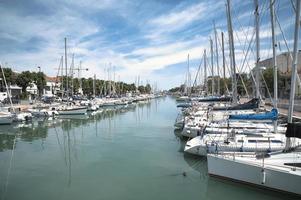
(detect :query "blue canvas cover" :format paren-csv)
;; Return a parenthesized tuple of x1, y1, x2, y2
(229, 108, 278, 121)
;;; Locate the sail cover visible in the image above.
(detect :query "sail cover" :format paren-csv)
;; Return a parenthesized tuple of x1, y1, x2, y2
(177, 103, 192, 108)
(286, 122, 301, 139)
(213, 98, 259, 111)
(198, 96, 232, 102)
(229, 108, 278, 121)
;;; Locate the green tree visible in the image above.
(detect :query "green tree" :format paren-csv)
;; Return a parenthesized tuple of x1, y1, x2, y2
(1, 68, 17, 85)
(32, 72, 46, 96)
(145, 84, 152, 93)
(16, 71, 32, 96)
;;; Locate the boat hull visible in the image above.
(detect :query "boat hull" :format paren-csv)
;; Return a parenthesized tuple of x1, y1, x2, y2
(58, 107, 87, 115)
(207, 154, 301, 196)
(0, 115, 13, 125)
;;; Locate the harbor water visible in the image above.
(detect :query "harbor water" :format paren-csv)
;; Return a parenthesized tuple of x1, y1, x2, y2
(0, 96, 298, 200)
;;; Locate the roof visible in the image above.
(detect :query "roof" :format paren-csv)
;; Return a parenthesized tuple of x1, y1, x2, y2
(45, 76, 59, 82)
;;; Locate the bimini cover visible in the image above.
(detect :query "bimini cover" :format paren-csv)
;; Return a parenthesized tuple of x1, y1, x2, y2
(229, 108, 278, 121)
(213, 98, 259, 111)
(286, 122, 301, 139)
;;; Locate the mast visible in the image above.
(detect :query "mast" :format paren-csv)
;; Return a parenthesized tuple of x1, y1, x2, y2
(0, 64, 14, 112)
(270, 0, 278, 133)
(226, 0, 238, 104)
(187, 54, 190, 96)
(61, 56, 64, 98)
(103, 67, 107, 96)
(70, 54, 74, 97)
(270, 0, 277, 108)
(222, 32, 226, 81)
(79, 61, 83, 95)
(64, 37, 68, 102)
(204, 49, 208, 95)
(113, 65, 116, 95)
(108, 64, 111, 96)
(210, 38, 214, 95)
(254, 0, 260, 99)
(93, 74, 96, 98)
(214, 21, 220, 95)
(286, 0, 300, 150)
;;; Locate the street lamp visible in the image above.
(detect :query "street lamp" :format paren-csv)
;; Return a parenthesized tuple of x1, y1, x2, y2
(37, 66, 41, 73)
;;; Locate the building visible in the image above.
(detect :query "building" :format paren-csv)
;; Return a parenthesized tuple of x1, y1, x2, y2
(256, 51, 301, 98)
(44, 76, 60, 96)
(259, 51, 301, 75)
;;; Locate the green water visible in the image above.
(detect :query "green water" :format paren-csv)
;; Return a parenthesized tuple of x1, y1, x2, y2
(0, 97, 297, 200)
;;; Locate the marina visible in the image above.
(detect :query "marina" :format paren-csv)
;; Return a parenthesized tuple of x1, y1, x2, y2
(0, 0, 301, 199)
(0, 97, 299, 200)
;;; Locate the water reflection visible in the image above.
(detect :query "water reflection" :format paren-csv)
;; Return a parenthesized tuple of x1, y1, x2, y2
(0, 98, 165, 191)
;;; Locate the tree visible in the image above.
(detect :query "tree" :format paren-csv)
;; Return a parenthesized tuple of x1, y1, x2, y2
(32, 72, 46, 96)
(145, 84, 152, 93)
(16, 71, 32, 95)
(1, 68, 17, 85)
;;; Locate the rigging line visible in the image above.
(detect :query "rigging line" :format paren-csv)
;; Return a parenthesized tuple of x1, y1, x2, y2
(229, 30, 252, 97)
(231, 4, 273, 99)
(275, 13, 301, 89)
(232, 4, 255, 71)
(192, 55, 204, 88)
(214, 33, 230, 94)
(232, 0, 269, 71)
(211, 30, 230, 94)
(229, 25, 255, 96)
(260, 67, 274, 105)
(290, 0, 297, 13)
(235, 0, 269, 65)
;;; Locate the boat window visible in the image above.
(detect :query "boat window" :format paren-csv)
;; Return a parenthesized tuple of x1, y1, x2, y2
(237, 140, 244, 142)
(271, 140, 283, 143)
(248, 140, 269, 143)
(248, 140, 283, 143)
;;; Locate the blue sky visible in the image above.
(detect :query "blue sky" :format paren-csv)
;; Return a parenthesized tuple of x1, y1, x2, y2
(0, 0, 297, 89)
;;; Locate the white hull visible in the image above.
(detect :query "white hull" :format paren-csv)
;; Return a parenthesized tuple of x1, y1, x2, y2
(184, 133, 298, 156)
(58, 107, 87, 115)
(0, 113, 13, 125)
(207, 153, 301, 196)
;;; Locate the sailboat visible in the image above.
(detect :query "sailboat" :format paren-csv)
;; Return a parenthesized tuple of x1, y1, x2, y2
(207, 0, 301, 196)
(57, 38, 87, 115)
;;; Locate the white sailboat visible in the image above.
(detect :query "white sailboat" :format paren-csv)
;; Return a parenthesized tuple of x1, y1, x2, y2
(57, 38, 87, 116)
(207, 0, 301, 196)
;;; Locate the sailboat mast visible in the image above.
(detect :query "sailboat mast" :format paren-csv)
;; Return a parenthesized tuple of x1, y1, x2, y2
(187, 54, 190, 96)
(61, 56, 64, 98)
(286, 0, 300, 150)
(0, 64, 14, 112)
(222, 32, 226, 81)
(71, 54, 74, 97)
(64, 37, 68, 101)
(270, 0, 278, 133)
(254, 0, 260, 99)
(214, 22, 220, 95)
(93, 74, 96, 97)
(79, 61, 82, 95)
(270, 0, 277, 108)
(226, 0, 238, 104)
(204, 49, 208, 95)
(210, 38, 214, 95)
(288, 0, 300, 123)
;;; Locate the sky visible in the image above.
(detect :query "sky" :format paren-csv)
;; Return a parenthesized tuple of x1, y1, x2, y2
(0, 0, 298, 89)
